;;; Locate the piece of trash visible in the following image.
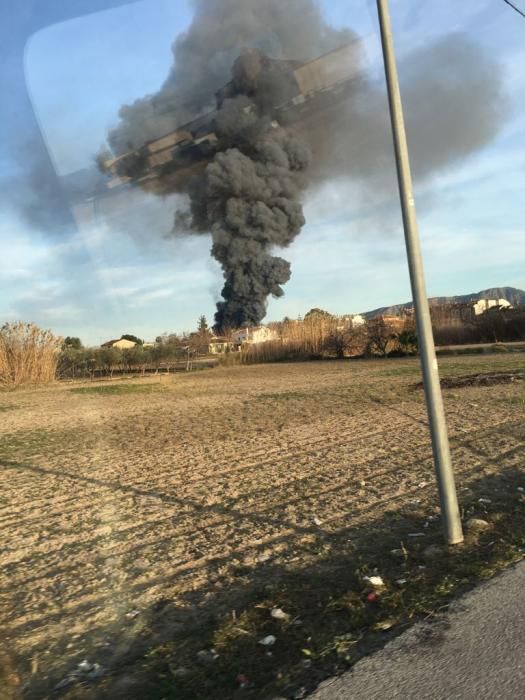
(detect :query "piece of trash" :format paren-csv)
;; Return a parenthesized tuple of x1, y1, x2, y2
(55, 660, 104, 689)
(170, 667, 190, 678)
(77, 660, 94, 673)
(125, 609, 140, 619)
(271, 607, 290, 621)
(418, 481, 428, 488)
(236, 673, 249, 688)
(517, 487, 524, 492)
(366, 592, 378, 602)
(408, 532, 425, 538)
(395, 579, 407, 586)
(292, 618, 303, 626)
(363, 575, 384, 588)
(466, 518, 490, 531)
(301, 659, 312, 669)
(258, 635, 276, 646)
(312, 516, 323, 526)
(478, 497, 492, 504)
(374, 619, 394, 631)
(197, 649, 219, 664)
(85, 664, 104, 680)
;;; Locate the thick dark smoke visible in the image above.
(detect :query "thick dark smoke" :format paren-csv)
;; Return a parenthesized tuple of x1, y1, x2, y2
(105, 0, 505, 330)
(179, 53, 311, 328)
(109, 0, 353, 329)
(108, 0, 354, 155)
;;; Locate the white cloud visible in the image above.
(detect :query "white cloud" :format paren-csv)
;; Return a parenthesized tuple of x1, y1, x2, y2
(0, 205, 218, 344)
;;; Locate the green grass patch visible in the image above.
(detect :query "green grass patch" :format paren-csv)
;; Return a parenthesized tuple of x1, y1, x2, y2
(377, 366, 423, 377)
(495, 395, 525, 406)
(70, 383, 165, 396)
(0, 404, 18, 412)
(436, 359, 524, 379)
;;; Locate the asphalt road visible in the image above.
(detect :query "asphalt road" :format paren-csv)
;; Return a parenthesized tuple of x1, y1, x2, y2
(311, 561, 525, 700)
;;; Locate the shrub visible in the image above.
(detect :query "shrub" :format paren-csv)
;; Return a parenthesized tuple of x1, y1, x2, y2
(62, 336, 83, 350)
(57, 347, 93, 379)
(217, 351, 242, 367)
(396, 328, 418, 355)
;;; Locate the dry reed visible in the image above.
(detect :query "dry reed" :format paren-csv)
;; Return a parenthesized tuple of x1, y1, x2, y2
(241, 317, 368, 364)
(0, 322, 62, 389)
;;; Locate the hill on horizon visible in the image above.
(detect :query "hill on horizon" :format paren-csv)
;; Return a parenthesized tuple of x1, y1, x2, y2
(361, 286, 525, 319)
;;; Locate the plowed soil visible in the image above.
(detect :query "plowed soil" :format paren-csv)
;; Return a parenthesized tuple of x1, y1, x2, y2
(1, 355, 523, 699)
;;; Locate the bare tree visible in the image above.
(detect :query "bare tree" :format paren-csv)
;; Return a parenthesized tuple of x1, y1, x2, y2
(325, 328, 352, 358)
(366, 318, 395, 356)
(476, 309, 506, 343)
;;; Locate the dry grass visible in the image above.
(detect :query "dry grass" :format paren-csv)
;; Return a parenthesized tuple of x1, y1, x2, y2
(242, 317, 367, 363)
(0, 322, 61, 390)
(0, 355, 523, 699)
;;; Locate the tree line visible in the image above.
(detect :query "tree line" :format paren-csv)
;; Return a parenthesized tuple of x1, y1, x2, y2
(2, 308, 524, 388)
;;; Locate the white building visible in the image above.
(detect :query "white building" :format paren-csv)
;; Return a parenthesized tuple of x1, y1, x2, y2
(208, 337, 235, 354)
(101, 338, 137, 349)
(473, 298, 512, 316)
(335, 314, 366, 330)
(232, 326, 279, 345)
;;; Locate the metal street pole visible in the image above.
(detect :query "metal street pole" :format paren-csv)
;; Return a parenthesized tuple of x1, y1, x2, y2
(376, 0, 463, 544)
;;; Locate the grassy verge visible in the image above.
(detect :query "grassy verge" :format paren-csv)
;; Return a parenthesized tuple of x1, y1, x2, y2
(69, 383, 166, 396)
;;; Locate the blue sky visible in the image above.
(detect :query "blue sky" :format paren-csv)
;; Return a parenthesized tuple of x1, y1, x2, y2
(1, 0, 524, 344)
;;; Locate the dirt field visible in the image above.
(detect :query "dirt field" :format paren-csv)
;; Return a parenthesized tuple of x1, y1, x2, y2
(1, 355, 524, 699)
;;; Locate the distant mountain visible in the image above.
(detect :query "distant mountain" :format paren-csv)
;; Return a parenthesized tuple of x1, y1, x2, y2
(362, 287, 525, 319)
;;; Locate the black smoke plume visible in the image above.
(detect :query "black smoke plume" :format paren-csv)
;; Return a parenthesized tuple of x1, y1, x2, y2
(104, 0, 505, 331)
(107, 0, 354, 155)
(178, 53, 311, 329)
